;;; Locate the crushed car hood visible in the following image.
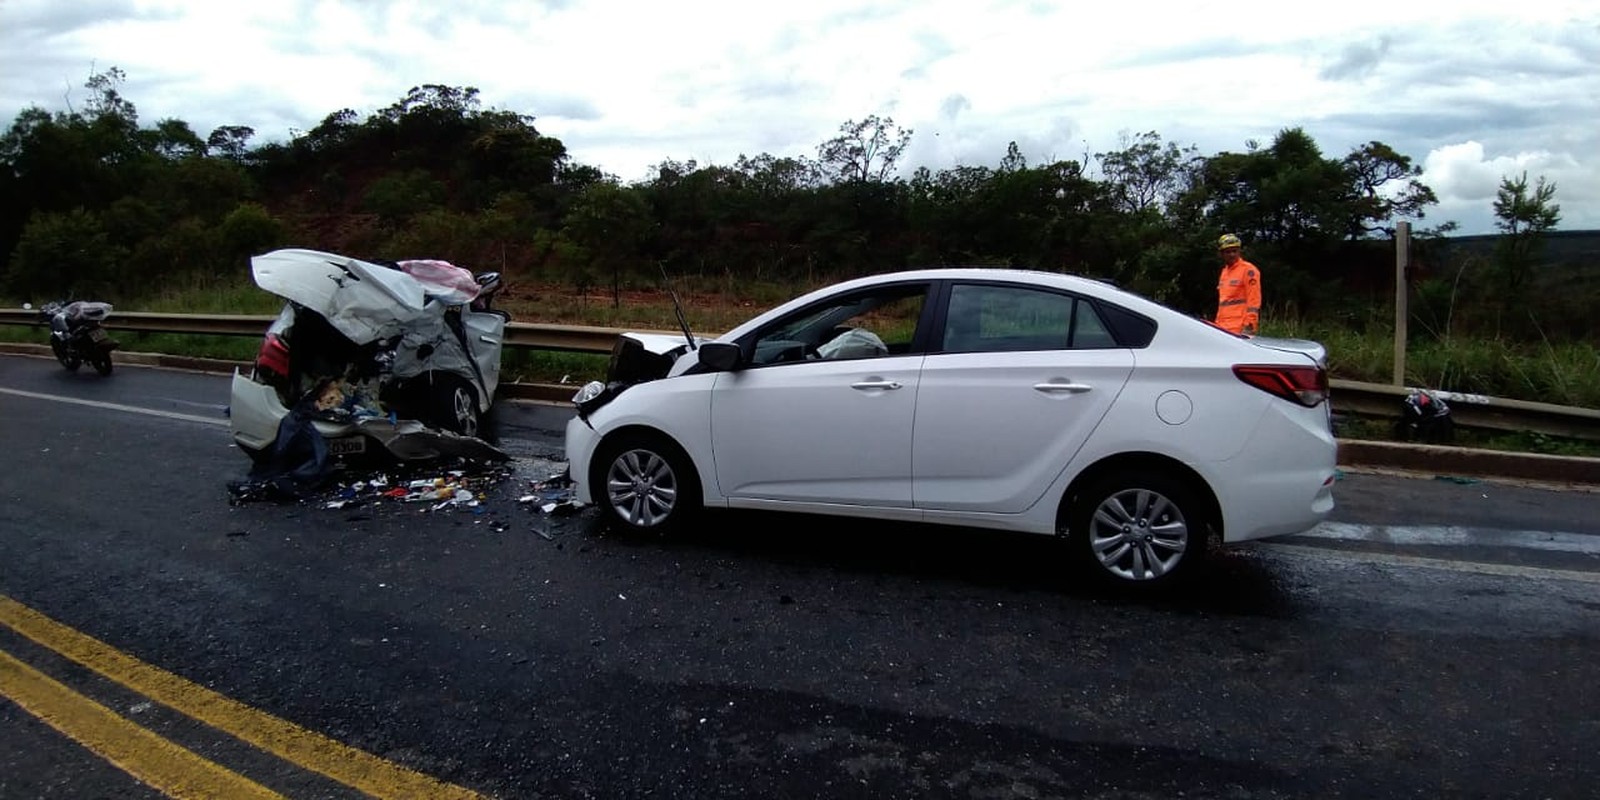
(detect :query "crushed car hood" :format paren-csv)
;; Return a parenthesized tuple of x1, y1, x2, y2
(252, 249, 428, 344)
(626, 332, 705, 356)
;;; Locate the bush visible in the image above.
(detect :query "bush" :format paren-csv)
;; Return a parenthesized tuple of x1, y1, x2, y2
(4, 208, 124, 299)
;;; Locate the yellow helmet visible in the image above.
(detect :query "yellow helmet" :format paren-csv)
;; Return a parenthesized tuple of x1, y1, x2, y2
(1217, 233, 1242, 251)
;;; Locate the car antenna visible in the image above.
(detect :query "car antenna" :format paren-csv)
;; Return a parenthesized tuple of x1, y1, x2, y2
(658, 261, 697, 351)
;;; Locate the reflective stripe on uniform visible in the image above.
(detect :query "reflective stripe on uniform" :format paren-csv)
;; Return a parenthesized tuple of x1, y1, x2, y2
(1219, 298, 1247, 306)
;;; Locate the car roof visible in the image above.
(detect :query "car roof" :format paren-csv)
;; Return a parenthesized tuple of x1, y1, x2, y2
(839, 267, 1102, 287)
(808, 267, 1157, 313)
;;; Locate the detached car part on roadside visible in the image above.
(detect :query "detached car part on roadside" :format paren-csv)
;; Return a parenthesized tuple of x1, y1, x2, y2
(567, 268, 1337, 591)
(229, 249, 511, 465)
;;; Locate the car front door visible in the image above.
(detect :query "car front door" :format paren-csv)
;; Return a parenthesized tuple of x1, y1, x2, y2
(710, 283, 931, 508)
(913, 282, 1135, 514)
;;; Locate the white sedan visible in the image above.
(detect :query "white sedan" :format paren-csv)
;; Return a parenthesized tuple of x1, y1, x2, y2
(566, 269, 1336, 588)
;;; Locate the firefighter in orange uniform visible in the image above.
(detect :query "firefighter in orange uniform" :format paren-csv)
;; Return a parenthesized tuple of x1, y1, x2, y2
(1213, 233, 1261, 335)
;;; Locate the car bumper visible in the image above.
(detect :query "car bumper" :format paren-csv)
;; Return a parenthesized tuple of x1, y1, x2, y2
(230, 370, 508, 462)
(1213, 403, 1338, 543)
(229, 370, 361, 450)
(565, 414, 600, 505)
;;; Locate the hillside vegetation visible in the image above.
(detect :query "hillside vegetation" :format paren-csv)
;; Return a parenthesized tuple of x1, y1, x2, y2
(3, 69, 1593, 406)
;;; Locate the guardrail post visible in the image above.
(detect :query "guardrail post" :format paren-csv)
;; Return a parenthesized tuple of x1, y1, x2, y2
(1393, 221, 1410, 387)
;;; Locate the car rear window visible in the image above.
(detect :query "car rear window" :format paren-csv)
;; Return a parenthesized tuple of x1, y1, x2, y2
(1092, 300, 1157, 348)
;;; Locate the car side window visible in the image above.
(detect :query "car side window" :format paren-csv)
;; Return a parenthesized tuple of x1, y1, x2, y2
(748, 284, 928, 366)
(1070, 302, 1118, 348)
(942, 284, 1120, 353)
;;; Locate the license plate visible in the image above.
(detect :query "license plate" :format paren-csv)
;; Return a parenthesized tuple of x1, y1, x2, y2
(327, 437, 366, 455)
(87, 328, 107, 342)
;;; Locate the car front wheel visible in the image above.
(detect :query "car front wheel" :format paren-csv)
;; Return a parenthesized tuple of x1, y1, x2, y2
(1069, 471, 1208, 589)
(591, 433, 699, 535)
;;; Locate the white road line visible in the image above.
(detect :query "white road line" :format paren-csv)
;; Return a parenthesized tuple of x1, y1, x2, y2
(0, 387, 228, 428)
(1258, 542, 1600, 584)
(1294, 521, 1600, 556)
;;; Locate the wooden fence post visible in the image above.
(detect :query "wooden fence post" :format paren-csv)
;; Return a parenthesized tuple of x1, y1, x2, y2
(1393, 221, 1410, 387)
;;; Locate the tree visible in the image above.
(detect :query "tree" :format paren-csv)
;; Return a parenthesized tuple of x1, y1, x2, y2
(1095, 131, 1196, 215)
(817, 115, 912, 183)
(1340, 141, 1437, 238)
(206, 125, 255, 161)
(361, 169, 446, 225)
(146, 119, 206, 160)
(5, 209, 123, 298)
(1491, 171, 1560, 319)
(563, 182, 652, 306)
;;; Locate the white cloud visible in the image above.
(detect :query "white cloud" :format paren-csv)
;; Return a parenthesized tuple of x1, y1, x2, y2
(0, 0, 1595, 233)
(1420, 142, 1594, 232)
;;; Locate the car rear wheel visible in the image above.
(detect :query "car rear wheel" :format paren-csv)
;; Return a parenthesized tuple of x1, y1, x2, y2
(591, 432, 699, 535)
(1069, 470, 1208, 589)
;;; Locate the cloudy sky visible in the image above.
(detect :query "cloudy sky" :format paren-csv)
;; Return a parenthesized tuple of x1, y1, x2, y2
(2, 0, 1595, 234)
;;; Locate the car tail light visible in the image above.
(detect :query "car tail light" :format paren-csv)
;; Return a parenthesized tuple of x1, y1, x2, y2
(1233, 364, 1328, 407)
(255, 333, 290, 378)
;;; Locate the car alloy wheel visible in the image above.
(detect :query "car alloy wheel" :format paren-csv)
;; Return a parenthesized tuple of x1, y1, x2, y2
(450, 384, 476, 436)
(606, 448, 679, 527)
(594, 433, 699, 534)
(428, 374, 480, 437)
(1088, 488, 1189, 580)
(1071, 470, 1206, 587)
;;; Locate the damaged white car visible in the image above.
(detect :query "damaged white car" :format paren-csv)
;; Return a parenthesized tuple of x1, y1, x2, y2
(566, 269, 1337, 589)
(229, 248, 510, 463)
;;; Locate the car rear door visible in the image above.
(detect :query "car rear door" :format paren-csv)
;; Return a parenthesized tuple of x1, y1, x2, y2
(912, 282, 1134, 514)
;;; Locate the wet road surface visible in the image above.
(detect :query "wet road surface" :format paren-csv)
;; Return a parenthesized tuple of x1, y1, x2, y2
(2, 354, 1597, 798)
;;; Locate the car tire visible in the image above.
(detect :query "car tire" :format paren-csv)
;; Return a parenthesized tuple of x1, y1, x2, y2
(476, 399, 503, 445)
(591, 432, 700, 535)
(429, 374, 480, 437)
(1068, 470, 1208, 591)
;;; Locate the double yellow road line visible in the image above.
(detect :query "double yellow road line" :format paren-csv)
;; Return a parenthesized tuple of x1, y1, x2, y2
(0, 594, 487, 799)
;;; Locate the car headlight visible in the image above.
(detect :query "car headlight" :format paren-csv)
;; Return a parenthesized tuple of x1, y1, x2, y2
(572, 380, 607, 405)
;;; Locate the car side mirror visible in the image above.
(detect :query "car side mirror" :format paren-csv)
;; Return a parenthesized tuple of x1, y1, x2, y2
(698, 341, 743, 372)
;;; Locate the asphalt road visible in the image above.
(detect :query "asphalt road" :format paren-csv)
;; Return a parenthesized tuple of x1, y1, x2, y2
(1, 353, 1597, 799)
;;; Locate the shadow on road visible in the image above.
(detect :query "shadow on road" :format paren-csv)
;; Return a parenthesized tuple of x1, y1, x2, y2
(582, 508, 1303, 619)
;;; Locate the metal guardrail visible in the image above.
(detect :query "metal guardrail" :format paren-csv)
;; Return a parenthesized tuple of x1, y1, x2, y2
(5, 309, 1598, 440)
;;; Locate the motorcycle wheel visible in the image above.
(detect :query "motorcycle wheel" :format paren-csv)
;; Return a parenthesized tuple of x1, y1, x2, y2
(89, 350, 113, 376)
(51, 338, 82, 371)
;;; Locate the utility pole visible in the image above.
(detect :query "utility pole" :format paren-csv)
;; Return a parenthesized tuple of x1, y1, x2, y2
(1393, 221, 1410, 387)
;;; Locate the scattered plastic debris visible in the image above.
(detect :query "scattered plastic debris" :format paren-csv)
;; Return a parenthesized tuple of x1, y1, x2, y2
(230, 458, 511, 513)
(523, 470, 580, 515)
(228, 454, 585, 541)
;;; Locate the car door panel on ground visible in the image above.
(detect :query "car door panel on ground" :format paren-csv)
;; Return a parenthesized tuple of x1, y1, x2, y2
(913, 283, 1135, 514)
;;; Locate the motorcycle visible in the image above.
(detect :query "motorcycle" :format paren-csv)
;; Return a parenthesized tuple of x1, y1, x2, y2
(37, 300, 119, 375)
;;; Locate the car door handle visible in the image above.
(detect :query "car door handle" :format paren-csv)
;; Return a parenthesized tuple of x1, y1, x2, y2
(851, 380, 902, 391)
(1034, 381, 1092, 394)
